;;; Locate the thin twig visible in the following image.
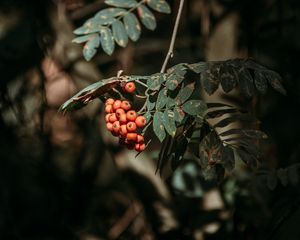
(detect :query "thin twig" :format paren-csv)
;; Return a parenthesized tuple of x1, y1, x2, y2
(160, 0, 185, 73)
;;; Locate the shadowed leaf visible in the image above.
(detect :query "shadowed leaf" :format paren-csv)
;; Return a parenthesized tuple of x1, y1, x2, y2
(201, 65, 220, 95)
(176, 82, 195, 105)
(156, 87, 168, 109)
(182, 100, 207, 116)
(254, 70, 268, 94)
(238, 67, 254, 97)
(220, 64, 237, 93)
(162, 110, 176, 137)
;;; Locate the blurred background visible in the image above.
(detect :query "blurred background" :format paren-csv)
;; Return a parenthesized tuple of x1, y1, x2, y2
(0, 0, 299, 239)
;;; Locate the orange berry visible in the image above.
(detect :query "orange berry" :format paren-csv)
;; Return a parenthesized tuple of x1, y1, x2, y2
(136, 134, 144, 143)
(120, 124, 127, 137)
(126, 110, 137, 121)
(135, 116, 147, 128)
(127, 122, 137, 132)
(135, 143, 140, 151)
(119, 113, 127, 124)
(124, 82, 136, 93)
(121, 101, 131, 111)
(115, 108, 125, 118)
(105, 104, 113, 113)
(139, 143, 146, 151)
(105, 113, 112, 122)
(112, 121, 120, 133)
(113, 100, 122, 110)
(109, 113, 118, 123)
(106, 98, 115, 105)
(126, 133, 137, 142)
(106, 122, 113, 132)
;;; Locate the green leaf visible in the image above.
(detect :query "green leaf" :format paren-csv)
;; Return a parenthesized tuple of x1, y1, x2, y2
(147, 73, 164, 90)
(153, 112, 166, 142)
(104, 0, 138, 8)
(146, 96, 156, 111)
(182, 100, 207, 116)
(174, 107, 185, 123)
(156, 87, 168, 110)
(83, 34, 100, 61)
(176, 82, 195, 105)
(123, 12, 141, 41)
(72, 35, 93, 44)
(95, 7, 127, 19)
(146, 0, 171, 13)
(162, 110, 176, 137)
(100, 27, 115, 55)
(112, 20, 128, 47)
(187, 62, 208, 74)
(137, 5, 157, 30)
(74, 20, 100, 35)
(143, 111, 152, 122)
(166, 74, 180, 91)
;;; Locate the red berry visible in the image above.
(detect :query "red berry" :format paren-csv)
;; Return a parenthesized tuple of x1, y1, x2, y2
(109, 113, 118, 123)
(115, 108, 125, 118)
(135, 143, 140, 152)
(135, 116, 147, 128)
(113, 100, 122, 110)
(121, 100, 131, 111)
(127, 122, 137, 132)
(105, 104, 113, 113)
(126, 110, 137, 121)
(139, 143, 146, 151)
(136, 135, 144, 143)
(126, 133, 137, 142)
(124, 82, 136, 93)
(105, 113, 112, 123)
(120, 124, 127, 137)
(112, 121, 120, 133)
(106, 122, 113, 131)
(119, 113, 127, 124)
(106, 98, 115, 105)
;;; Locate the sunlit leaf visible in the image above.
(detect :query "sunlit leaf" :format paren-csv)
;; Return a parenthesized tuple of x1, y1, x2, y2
(162, 109, 176, 137)
(174, 107, 185, 123)
(147, 73, 164, 90)
(187, 62, 208, 74)
(83, 34, 100, 61)
(146, 0, 171, 13)
(123, 12, 141, 41)
(105, 0, 138, 8)
(112, 20, 128, 47)
(156, 87, 168, 109)
(137, 5, 157, 30)
(100, 27, 115, 55)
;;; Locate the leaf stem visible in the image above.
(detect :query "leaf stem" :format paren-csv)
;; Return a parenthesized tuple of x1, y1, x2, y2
(160, 0, 185, 73)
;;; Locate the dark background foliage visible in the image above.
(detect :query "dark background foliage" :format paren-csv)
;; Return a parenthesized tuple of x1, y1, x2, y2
(0, 0, 299, 239)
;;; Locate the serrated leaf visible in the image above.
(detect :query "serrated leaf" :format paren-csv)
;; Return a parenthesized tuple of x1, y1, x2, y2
(254, 70, 268, 94)
(112, 20, 128, 47)
(105, 0, 138, 8)
(187, 62, 208, 73)
(176, 82, 195, 105)
(238, 67, 254, 97)
(182, 100, 207, 116)
(137, 5, 157, 30)
(147, 73, 164, 90)
(174, 107, 185, 123)
(100, 27, 115, 55)
(83, 35, 100, 61)
(153, 112, 166, 142)
(156, 87, 168, 109)
(123, 12, 141, 41)
(146, 0, 171, 13)
(161, 110, 176, 137)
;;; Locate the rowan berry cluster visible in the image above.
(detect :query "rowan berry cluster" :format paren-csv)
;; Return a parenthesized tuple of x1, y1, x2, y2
(104, 82, 147, 152)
